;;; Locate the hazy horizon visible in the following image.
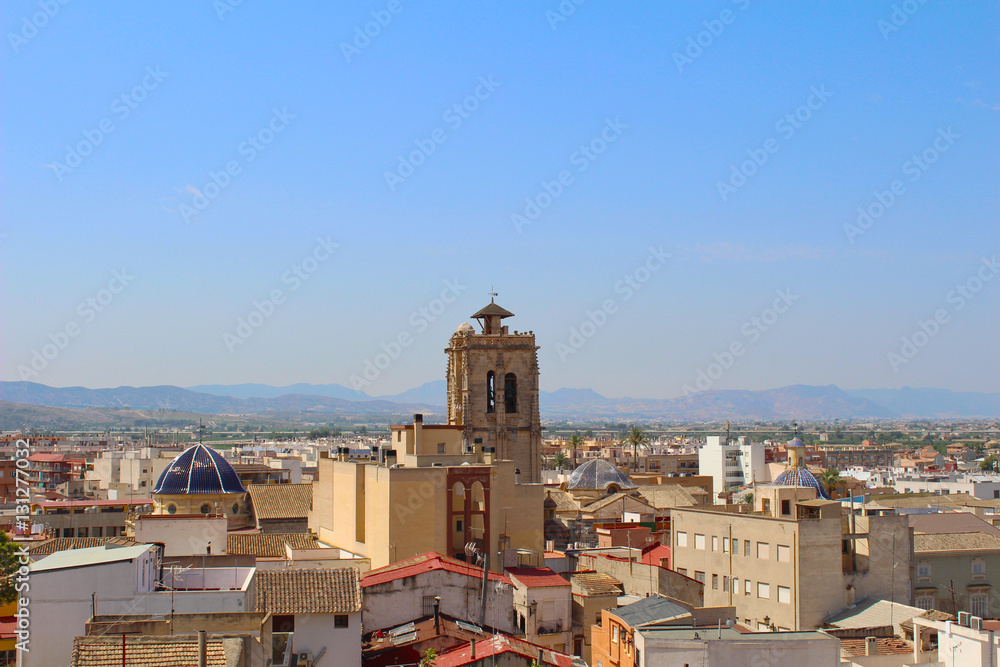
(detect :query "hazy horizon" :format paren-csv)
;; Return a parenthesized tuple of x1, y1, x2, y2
(3, 3, 997, 397)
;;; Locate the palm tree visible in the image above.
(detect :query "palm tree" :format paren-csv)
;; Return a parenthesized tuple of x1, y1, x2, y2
(552, 450, 570, 470)
(818, 468, 842, 496)
(568, 433, 584, 449)
(622, 425, 648, 469)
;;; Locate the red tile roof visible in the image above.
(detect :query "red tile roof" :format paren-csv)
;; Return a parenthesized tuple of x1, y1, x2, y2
(0, 616, 15, 641)
(362, 552, 511, 588)
(840, 636, 913, 657)
(435, 634, 575, 667)
(506, 567, 570, 588)
(641, 544, 671, 568)
(33, 499, 152, 508)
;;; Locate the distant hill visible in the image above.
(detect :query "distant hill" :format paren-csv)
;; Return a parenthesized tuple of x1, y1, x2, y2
(2, 381, 996, 421)
(0, 382, 441, 416)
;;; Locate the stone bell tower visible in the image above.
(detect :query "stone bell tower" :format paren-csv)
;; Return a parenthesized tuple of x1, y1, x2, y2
(446, 297, 542, 483)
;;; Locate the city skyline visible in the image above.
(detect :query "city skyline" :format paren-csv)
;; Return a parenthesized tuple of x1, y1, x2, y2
(3, 3, 998, 398)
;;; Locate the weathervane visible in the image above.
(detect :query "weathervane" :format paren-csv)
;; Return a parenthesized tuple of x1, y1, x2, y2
(489, 287, 498, 303)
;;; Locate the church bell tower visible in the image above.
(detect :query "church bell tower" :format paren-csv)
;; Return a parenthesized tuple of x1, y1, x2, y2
(446, 296, 542, 483)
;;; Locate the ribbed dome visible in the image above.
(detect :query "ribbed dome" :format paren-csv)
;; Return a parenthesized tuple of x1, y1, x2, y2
(153, 444, 246, 495)
(772, 467, 832, 500)
(567, 459, 637, 491)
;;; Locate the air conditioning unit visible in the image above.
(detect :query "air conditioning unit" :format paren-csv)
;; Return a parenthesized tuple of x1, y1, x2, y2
(297, 652, 313, 667)
(959, 612, 971, 627)
(432, 462, 445, 467)
(972, 616, 984, 630)
(464, 445, 475, 454)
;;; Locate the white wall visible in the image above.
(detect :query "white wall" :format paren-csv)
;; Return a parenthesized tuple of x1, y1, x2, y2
(363, 570, 515, 633)
(291, 612, 361, 667)
(135, 515, 228, 556)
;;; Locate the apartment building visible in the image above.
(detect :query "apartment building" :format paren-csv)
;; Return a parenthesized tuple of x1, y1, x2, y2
(670, 484, 911, 631)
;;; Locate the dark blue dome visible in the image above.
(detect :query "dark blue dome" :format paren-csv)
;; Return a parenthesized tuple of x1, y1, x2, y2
(153, 444, 246, 495)
(773, 467, 832, 500)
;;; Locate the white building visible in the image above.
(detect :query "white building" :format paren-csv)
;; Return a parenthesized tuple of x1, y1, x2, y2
(25, 544, 254, 667)
(507, 567, 573, 654)
(698, 436, 767, 501)
(893, 473, 1000, 499)
(634, 626, 841, 667)
(255, 568, 362, 667)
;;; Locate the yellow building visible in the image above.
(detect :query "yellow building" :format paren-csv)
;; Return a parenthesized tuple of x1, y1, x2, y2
(310, 415, 543, 572)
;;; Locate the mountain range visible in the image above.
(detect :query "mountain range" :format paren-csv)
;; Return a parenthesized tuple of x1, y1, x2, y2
(1, 381, 998, 420)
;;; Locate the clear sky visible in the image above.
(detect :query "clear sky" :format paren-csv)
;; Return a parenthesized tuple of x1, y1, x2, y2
(2, 1, 998, 398)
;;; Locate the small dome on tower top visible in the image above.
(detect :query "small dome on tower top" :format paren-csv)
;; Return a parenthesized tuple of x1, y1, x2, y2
(456, 322, 474, 334)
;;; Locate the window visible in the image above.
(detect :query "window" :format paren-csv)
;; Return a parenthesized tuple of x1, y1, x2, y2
(504, 373, 517, 413)
(972, 594, 989, 618)
(486, 371, 495, 413)
(677, 532, 688, 548)
(744, 579, 751, 596)
(437, 443, 446, 454)
(694, 534, 705, 550)
(757, 542, 770, 560)
(778, 586, 791, 604)
(677, 568, 687, 576)
(757, 582, 770, 599)
(781, 499, 791, 515)
(635, 648, 641, 667)
(722, 576, 729, 592)
(723, 537, 729, 553)
(456, 519, 464, 532)
(777, 544, 790, 563)
(712, 536, 718, 551)
(166, 504, 177, 515)
(334, 614, 349, 628)
(917, 561, 931, 580)
(232, 503, 240, 514)
(972, 559, 986, 577)
(916, 594, 935, 611)
(694, 571, 705, 584)
(712, 574, 718, 590)
(744, 540, 751, 557)
(200, 503, 211, 514)
(422, 596, 437, 616)
(611, 626, 618, 643)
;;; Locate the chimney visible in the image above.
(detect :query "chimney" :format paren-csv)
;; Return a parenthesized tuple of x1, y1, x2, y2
(433, 596, 441, 634)
(198, 630, 207, 667)
(470, 638, 476, 659)
(384, 449, 398, 468)
(865, 636, 877, 656)
(414, 414, 424, 454)
(483, 447, 495, 465)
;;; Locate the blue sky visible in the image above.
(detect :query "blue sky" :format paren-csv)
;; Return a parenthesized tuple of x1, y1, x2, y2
(2, 1, 998, 397)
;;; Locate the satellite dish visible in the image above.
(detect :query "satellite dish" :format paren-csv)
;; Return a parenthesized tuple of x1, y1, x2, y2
(726, 619, 734, 629)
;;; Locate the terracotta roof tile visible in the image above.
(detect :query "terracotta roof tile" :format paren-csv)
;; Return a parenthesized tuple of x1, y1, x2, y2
(255, 568, 361, 614)
(839, 636, 912, 657)
(507, 567, 570, 588)
(914, 531, 1000, 553)
(28, 537, 140, 556)
(361, 552, 511, 588)
(71, 634, 243, 666)
(247, 483, 312, 520)
(226, 533, 320, 558)
(571, 572, 623, 596)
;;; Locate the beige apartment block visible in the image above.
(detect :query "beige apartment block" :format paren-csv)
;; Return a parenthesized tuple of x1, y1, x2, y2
(670, 485, 911, 631)
(446, 300, 542, 483)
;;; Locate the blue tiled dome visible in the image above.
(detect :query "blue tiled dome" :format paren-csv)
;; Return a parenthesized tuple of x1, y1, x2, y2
(773, 467, 832, 500)
(567, 459, 637, 492)
(153, 444, 246, 495)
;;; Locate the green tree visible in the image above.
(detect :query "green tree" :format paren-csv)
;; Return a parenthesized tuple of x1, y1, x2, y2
(0, 532, 23, 605)
(818, 468, 843, 496)
(419, 648, 438, 667)
(742, 493, 754, 507)
(981, 455, 998, 472)
(552, 450, 570, 470)
(622, 425, 648, 468)
(568, 433, 584, 448)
